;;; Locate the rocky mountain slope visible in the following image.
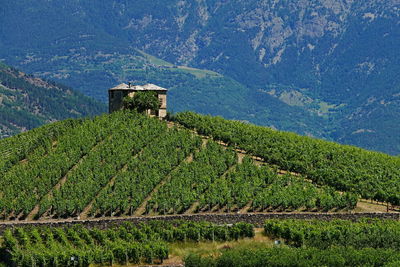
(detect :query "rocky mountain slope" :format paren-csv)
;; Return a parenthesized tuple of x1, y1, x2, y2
(0, 63, 105, 138)
(0, 0, 398, 154)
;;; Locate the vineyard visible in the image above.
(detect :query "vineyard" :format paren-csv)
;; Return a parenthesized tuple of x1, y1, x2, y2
(185, 219, 400, 267)
(0, 110, 369, 222)
(1, 221, 254, 266)
(1, 110, 400, 266)
(2, 219, 400, 266)
(185, 246, 400, 266)
(264, 219, 400, 249)
(173, 112, 400, 206)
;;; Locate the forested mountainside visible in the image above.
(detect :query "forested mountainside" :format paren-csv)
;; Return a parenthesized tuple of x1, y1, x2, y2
(0, 63, 105, 138)
(1, 111, 399, 222)
(0, 0, 399, 154)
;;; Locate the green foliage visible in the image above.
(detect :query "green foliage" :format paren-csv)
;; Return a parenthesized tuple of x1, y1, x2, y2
(174, 112, 400, 205)
(3, 226, 168, 266)
(0, 111, 205, 219)
(146, 140, 354, 214)
(191, 219, 400, 266)
(123, 91, 160, 113)
(264, 219, 400, 250)
(43, 110, 175, 218)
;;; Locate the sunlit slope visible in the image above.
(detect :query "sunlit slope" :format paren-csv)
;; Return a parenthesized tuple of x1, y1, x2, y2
(0, 111, 398, 221)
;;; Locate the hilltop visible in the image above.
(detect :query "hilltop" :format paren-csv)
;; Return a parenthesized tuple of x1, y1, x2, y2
(0, 63, 106, 138)
(0, 111, 398, 222)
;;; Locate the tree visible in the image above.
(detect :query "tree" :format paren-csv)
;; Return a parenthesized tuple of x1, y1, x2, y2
(123, 91, 160, 114)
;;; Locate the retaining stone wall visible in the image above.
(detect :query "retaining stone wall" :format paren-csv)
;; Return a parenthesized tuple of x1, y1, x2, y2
(1, 213, 400, 234)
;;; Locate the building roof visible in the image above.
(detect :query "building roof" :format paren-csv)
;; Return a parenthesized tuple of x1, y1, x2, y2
(110, 83, 130, 90)
(109, 83, 167, 91)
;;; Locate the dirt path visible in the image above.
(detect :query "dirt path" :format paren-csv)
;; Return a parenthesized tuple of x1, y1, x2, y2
(184, 202, 200, 214)
(239, 201, 253, 214)
(277, 169, 301, 177)
(355, 199, 394, 213)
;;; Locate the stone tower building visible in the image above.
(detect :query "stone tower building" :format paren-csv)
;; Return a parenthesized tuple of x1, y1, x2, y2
(108, 83, 168, 118)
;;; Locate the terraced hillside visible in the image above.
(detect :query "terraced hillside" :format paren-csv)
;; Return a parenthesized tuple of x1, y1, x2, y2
(0, 111, 399, 223)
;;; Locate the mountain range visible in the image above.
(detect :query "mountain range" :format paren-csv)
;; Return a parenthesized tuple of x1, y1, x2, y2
(0, 0, 399, 154)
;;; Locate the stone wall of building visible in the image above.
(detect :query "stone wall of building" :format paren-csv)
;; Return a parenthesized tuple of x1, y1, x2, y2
(109, 90, 128, 113)
(158, 92, 167, 119)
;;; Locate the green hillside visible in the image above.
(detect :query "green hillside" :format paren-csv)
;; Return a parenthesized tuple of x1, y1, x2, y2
(0, 111, 399, 222)
(0, 63, 106, 138)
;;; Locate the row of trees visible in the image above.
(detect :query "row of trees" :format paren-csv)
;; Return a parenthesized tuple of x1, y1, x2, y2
(182, 219, 400, 267)
(174, 112, 400, 205)
(4, 227, 167, 266)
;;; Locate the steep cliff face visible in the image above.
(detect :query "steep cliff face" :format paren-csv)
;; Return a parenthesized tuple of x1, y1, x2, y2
(0, 0, 399, 153)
